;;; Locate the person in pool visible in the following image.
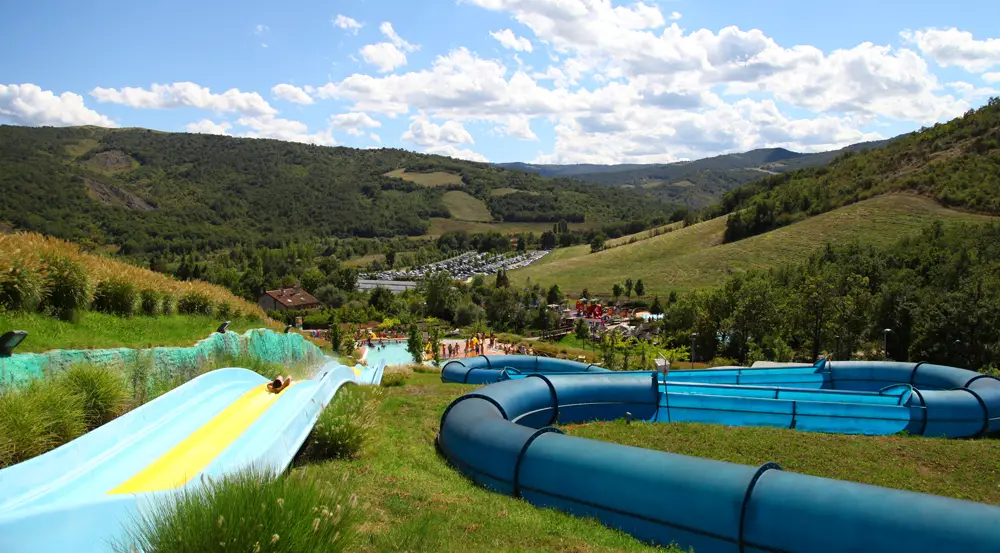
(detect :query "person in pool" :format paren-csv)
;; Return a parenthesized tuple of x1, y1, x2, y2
(267, 375, 292, 393)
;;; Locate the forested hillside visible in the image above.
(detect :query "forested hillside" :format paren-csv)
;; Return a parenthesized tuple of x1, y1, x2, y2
(721, 98, 1000, 242)
(0, 126, 675, 255)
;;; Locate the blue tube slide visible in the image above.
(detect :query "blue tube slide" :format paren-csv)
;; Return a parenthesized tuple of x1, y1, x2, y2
(437, 356, 1000, 551)
(0, 357, 376, 553)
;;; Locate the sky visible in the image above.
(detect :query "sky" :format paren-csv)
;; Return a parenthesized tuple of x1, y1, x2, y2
(1, 0, 999, 165)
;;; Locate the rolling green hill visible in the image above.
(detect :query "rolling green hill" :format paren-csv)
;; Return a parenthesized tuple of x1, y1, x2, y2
(0, 126, 676, 256)
(511, 194, 994, 296)
(719, 98, 1000, 242)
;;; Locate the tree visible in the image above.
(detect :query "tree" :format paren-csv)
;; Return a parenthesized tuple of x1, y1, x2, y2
(612, 282, 624, 302)
(300, 267, 325, 293)
(574, 317, 589, 343)
(368, 286, 394, 313)
(385, 249, 396, 269)
(495, 268, 510, 288)
(406, 323, 424, 364)
(540, 231, 557, 249)
(625, 278, 634, 299)
(425, 271, 456, 320)
(590, 234, 605, 253)
(581, 288, 590, 299)
(650, 296, 663, 315)
(635, 279, 645, 298)
(546, 284, 563, 305)
(429, 325, 443, 367)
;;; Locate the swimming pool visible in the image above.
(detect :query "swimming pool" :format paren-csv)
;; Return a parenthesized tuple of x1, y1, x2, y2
(364, 342, 417, 367)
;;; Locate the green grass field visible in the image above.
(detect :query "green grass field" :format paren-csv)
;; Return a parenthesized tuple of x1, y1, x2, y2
(489, 187, 539, 197)
(512, 194, 995, 296)
(384, 169, 464, 187)
(442, 190, 494, 222)
(425, 218, 591, 237)
(343, 253, 386, 268)
(294, 372, 999, 551)
(0, 312, 263, 353)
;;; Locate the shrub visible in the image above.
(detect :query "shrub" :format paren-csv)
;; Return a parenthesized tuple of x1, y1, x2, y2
(177, 291, 214, 316)
(92, 278, 139, 316)
(112, 467, 357, 553)
(380, 372, 407, 387)
(301, 385, 380, 461)
(160, 292, 177, 315)
(0, 377, 87, 467)
(139, 289, 161, 316)
(60, 364, 128, 428)
(124, 353, 155, 407)
(0, 261, 46, 312)
(708, 356, 740, 367)
(41, 255, 91, 321)
(216, 301, 232, 319)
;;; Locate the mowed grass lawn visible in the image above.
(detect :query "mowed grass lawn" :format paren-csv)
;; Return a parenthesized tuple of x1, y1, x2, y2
(297, 372, 1000, 552)
(443, 190, 494, 222)
(511, 194, 995, 296)
(0, 311, 265, 353)
(384, 169, 464, 187)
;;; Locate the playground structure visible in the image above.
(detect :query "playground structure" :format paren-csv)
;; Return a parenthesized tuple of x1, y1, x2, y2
(438, 355, 1000, 552)
(0, 358, 385, 553)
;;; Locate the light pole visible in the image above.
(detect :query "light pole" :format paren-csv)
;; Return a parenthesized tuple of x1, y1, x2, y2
(690, 332, 698, 370)
(834, 335, 840, 362)
(883, 328, 891, 361)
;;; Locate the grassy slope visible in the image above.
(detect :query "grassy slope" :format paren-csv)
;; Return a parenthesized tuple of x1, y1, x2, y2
(0, 312, 262, 353)
(425, 218, 593, 237)
(512, 194, 994, 296)
(383, 169, 464, 187)
(442, 190, 494, 222)
(569, 420, 1000, 505)
(299, 372, 999, 552)
(298, 373, 662, 552)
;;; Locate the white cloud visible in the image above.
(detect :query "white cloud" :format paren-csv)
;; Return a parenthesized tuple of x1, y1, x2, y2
(235, 115, 336, 146)
(669, 11, 682, 21)
(380, 22, 417, 52)
(186, 119, 232, 135)
(402, 116, 475, 146)
(490, 29, 533, 52)
(91, 82, 277, 117)
(360, 43, 409, 72)
(901, 28, 1000, 73)
(333, 15, 363, 34)
(0, 83, 116, 127)
(271, 84, 313, 104)
(504, 115, 538, 140)
(947, 81, 1000, 101)
(330, 111, 381, 129)
(984, 72, 1000, 83)
(425, 144, 489, 162)
(255, 24, 269, 35)
(370, 132, 382, 143)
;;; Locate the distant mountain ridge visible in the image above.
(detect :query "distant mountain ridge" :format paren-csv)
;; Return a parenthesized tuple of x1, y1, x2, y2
(496, 139, 896, 208)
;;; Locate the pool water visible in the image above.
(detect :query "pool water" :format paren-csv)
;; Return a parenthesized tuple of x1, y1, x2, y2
(364, 342, 418, 367)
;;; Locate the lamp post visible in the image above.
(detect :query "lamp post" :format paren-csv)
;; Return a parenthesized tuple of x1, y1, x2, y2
(883, 328, 891, 361)
(690, 332, 698, 370)
(834, 335, 841, 362)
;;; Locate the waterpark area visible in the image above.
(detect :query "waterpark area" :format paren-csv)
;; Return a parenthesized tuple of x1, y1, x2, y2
(2, 323, 1000, 552)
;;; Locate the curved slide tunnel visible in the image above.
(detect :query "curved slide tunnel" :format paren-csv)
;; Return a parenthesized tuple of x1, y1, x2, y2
(438, 356, 1000, 551)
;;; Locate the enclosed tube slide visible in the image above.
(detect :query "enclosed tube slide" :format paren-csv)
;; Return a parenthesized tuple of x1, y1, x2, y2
(0, 358, 384, 553)
(438, 356, 1000, 551)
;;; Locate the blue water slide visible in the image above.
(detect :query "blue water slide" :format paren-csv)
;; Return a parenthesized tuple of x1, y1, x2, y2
(0, 357, 367, 553)
(437, 356, 1000, 551)
(442, 354, 609, 384)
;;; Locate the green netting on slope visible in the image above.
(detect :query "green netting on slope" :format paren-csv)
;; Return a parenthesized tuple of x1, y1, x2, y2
(0, 328, 324, 387)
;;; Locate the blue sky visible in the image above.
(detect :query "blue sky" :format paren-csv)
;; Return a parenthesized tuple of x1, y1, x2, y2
(2, 0, 999, 164)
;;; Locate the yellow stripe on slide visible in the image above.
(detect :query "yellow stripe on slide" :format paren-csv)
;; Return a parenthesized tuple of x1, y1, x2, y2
(108, 383, 296, 495)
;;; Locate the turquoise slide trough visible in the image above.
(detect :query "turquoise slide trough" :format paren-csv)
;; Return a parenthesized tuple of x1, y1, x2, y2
(438, 355, 1000, 552)
(0, 358, 384, 553)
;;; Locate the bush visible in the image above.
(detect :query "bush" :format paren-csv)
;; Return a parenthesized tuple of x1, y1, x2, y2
(301, 385, 380, 461)
(41, 255, 91, 321)
(160, 292, 176, 315)
(112, 467, 357, 553)
(217, 302, 233, 319)
(60, 364, 128, 428)
(177, 291, 214, 316)
(92, 278, 139, 316)
(0, 377, 87, 468)
(0, 261, 45, 312)
(380, 372, 407, 387)
(139, 289, 161, 316)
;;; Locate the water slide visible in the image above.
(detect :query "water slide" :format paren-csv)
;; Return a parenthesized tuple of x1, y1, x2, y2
(438, 355, 1000, 552)
(0, 358, 384, 553)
